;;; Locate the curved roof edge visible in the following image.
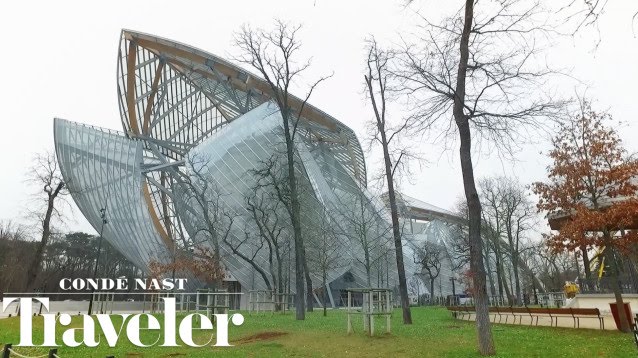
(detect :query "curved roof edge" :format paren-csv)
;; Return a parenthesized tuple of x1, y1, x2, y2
(120, 29, 368, 186)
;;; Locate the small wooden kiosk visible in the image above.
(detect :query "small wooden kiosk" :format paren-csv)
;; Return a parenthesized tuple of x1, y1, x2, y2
(346, 288, 393, 336)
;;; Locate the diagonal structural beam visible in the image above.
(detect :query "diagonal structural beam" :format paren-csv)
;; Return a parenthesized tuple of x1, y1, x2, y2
(143, 60, 166, 135)
(126, 41, 140, 135)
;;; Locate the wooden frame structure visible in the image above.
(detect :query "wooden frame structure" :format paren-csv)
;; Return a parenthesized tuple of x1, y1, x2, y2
(195, 288, 230, 318)
(248, 290, 294, 315)
(346, 288, 393, 336)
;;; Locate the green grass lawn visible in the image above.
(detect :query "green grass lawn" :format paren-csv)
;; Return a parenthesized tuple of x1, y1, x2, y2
(0, 307, 635, 357)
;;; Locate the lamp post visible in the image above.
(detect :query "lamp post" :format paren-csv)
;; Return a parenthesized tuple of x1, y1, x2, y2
(88, 207, 108, 315)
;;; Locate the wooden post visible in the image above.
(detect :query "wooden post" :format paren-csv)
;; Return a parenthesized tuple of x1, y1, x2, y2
(363, 292, 368, 332)
(273, 292, 277, 314)
(206, 290, 213, 319)
(2, 343, 11, 358)
(347, 291, 352, 334)
(386, 289, 391, 333)
(369, 291, 374, 336)
(257, 291, 261, 315)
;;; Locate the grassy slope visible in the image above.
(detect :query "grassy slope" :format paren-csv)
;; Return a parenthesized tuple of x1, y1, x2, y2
(0, 307, 635, 357)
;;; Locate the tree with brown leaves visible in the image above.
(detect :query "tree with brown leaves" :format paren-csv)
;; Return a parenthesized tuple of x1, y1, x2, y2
(533, 101, 638, 333)
(149, 245, 226, 287)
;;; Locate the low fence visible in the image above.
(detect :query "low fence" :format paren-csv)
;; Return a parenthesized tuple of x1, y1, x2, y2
(2, 344, 59, 358)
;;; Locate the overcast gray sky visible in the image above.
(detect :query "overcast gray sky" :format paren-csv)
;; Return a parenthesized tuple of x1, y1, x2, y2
(0, 0, 636, 235)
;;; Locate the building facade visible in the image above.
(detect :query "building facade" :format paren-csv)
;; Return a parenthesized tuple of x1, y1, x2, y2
(54, 30, 463, 308)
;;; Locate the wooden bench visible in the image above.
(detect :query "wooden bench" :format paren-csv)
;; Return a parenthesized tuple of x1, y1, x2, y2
(509, 307, 529, 324)
(491, 306, 507, 323)
(448, 306, 604, 329)
(446, 305, 474, 320)
(569, 308, 604, 329)
(526, 307, 554, 326)
(523, 307, 603, 329)
(446, 306, 463, 319)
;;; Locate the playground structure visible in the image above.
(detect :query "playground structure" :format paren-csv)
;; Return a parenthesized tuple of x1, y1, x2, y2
(248, 290, 294, 315)
(346, 288, 393, 336)
(564, 281, 580, 298)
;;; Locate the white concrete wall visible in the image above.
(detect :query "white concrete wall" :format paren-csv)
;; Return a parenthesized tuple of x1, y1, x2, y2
(567, 293, 638, 314)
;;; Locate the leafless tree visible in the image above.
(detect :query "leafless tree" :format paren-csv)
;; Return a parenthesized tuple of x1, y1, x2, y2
(532, 238, 578, 291)
(365, 37, 415, 324)
(397, 1, 569, 353)
(415, 241, 444, 304)
(333, 192, 392, 286)
(479, 180, 508, 303)
(479, 177, 536, 305)
(234, 20, 330, 319)
(175, 152, 244, 288)
(245, 176, 290, 299)
(306, 208, 346, 316)
(499, 179, 536, 305)
(557, 0, 638, 37)
(0, 221, 31, 292)
(250, 153, 316, 313)
(224, 225, 273, 291)
(25, 151, 68, 291)
(407, 275, 423, 304)
(178, 153, 227, 255)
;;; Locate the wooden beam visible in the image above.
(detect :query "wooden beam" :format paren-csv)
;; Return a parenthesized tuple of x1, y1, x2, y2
(132, 34, 337, 132)
(163, 58, 234, 122)
(340, 131, 362, 184)
(126, 41, 140, 135)
(142, 182, 175, 252)
(142, 60, 166, 135)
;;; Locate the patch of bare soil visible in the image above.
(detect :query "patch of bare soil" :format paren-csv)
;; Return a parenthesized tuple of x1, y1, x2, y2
(237, 331, 288, 344)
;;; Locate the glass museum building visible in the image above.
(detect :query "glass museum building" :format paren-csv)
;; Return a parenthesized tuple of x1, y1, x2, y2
(54, 30, 463, 308)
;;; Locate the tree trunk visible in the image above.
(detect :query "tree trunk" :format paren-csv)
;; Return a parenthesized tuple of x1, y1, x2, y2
(430, 278, 435, 305)
(365, 251, 372, 287)
(282, 114, 306, 320)
(498, 260, 513, 306)
(305, 261, 314, 312)
(323, 273, 328, 317)
(604, 237, 631, 332)
(25, 190, 60, 291)
(484, 244, 497, 296)
(494, 245, 504, 303)
(513, 257, 521, 306)
(580, 245, 592, 291)
(457, 121, 495, 353)
(453, 0, 495, 347)
(380, 131, 412, 324)
(25, 237, 47, 291)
